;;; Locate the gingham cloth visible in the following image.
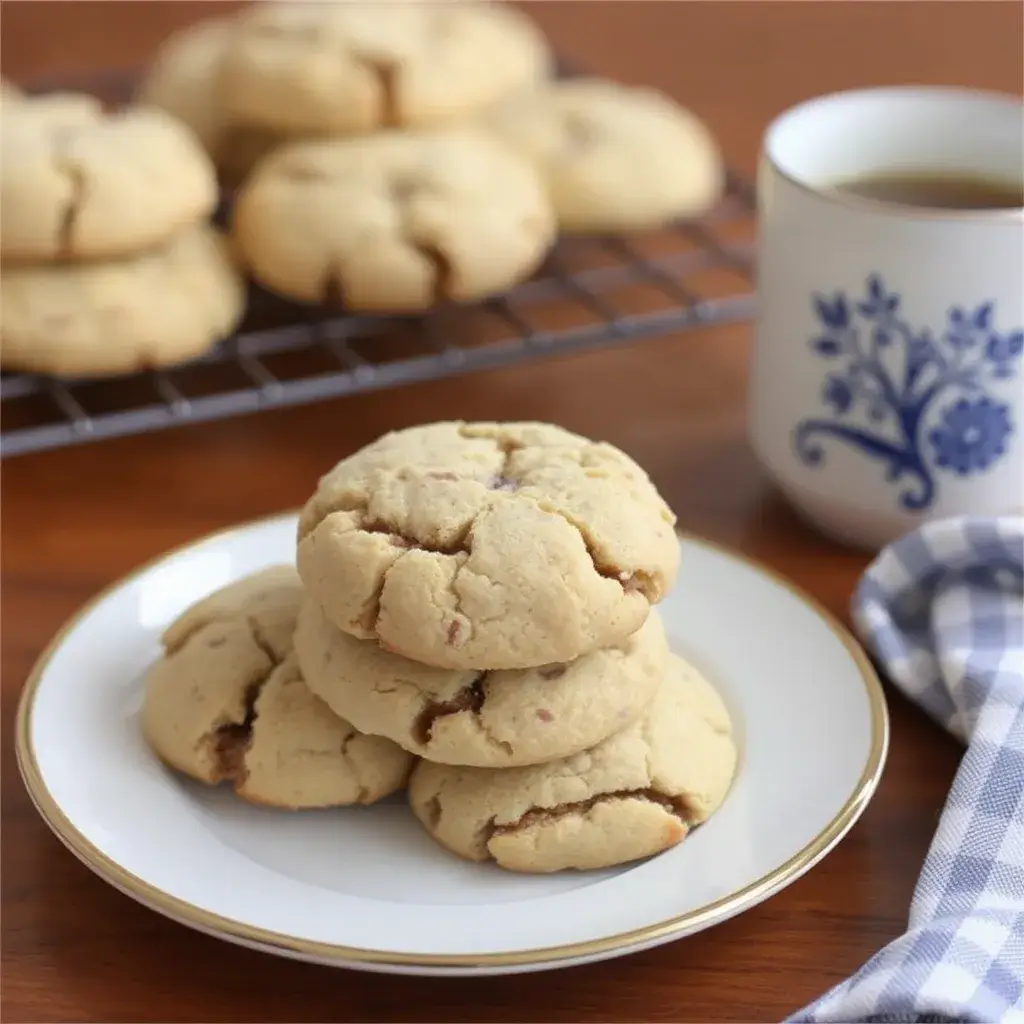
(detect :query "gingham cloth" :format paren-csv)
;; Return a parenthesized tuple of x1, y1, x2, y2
(789, 516, 1024, 1024)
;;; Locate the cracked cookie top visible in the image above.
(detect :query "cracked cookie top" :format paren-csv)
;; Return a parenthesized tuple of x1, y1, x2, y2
(297, 421, 680, 670)
(486, 77, 724, 233)
(141, 566, 413, 809)
(408, 654, 737, 873)
(231, 128, 555, 310)
(219, 1, 552, 136)
(1, 94, 218, 263)
(295, 596, 669, 769)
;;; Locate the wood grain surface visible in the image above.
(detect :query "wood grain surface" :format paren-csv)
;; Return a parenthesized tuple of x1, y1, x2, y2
(2, 3, 1021, 1022)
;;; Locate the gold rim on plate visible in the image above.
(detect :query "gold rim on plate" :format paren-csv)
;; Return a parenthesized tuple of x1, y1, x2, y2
(15, 511, 890, 969)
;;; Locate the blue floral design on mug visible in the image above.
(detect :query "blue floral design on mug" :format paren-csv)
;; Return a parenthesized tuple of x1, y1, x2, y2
(793, 275, 1023, 511)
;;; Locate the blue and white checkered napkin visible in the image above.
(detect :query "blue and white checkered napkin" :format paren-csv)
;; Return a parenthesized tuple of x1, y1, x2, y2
(789, 516, 1024, 1024)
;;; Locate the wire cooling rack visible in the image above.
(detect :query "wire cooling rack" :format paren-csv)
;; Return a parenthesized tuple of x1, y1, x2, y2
(1, 70, 757, 458)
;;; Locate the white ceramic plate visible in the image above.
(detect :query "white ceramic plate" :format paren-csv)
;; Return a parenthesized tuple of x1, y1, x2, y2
(16, 513, 888, 976)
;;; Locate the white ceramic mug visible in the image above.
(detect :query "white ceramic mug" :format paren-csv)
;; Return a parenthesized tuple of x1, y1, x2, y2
(750, 86, 1024, 550)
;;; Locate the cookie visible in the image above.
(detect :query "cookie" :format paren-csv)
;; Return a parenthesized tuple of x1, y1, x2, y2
(0, 91, 104, 128)
(295, 596, 669, 768)
(1, 94, 218, 262)
(486, 78, 724, 233)
(297, 421, 679, 670)
(219, 1, 551, 136)
(232, 129, 555, 310)
(0, 225, 244, 378)
(409, 655, 737, 873)
(161, 564, 304, 656)
(136, 17, 285, 186)
(142, 566, 414, 808)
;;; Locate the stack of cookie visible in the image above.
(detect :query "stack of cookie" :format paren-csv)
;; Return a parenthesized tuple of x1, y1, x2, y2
(142, 420, 737, 873)
(292, 421, 738, 873)
(139, 0, 558, 312)
(137, 1, 726, 314)
(0, 91, 245, 377)
(2, 3, 731, 367)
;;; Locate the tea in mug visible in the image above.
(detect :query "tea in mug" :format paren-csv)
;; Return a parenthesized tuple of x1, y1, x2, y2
(832, 171, 1023, 210)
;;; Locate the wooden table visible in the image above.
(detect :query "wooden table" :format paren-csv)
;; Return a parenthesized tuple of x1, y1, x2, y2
(2, 3, 1021, 1021)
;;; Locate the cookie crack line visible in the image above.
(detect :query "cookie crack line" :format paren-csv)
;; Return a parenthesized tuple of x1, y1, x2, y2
(323, 269, 347, 310)
(388, 172, 455, 305)
(412, 241, 454, 305)
(210, 677, 264, 783)
(303, 431, 528, 537)
(304, 430, 670, 644)
(489, 434, 523, 492)
(245, 614, 281, 664)
(411, 673, 514, 756)
(208, 616, 286, 785)
(443, 558, 471, 650)
(542, 504, 653, 597)
(315, 432, 650, 597)
(53, 128, 86, 258)
(338, 730, 370, 804)
(362, 518, 473, 556)
(354, 521, 471, 643)
(487, 788, 695, 843)
(355, 54, 399, 128)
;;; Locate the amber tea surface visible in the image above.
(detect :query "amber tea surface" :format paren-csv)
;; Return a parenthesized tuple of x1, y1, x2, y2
(832, 171, 1023, 210)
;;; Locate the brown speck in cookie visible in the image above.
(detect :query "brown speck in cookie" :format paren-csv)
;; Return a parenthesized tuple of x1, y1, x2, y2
(563, 112, 599, 151)
(536, 708, 554, 723)
(389, 175, 419, 203)
(487, 475, 519, 492)
(424, 794, 443, 829)
(447, 619, 463, 646)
